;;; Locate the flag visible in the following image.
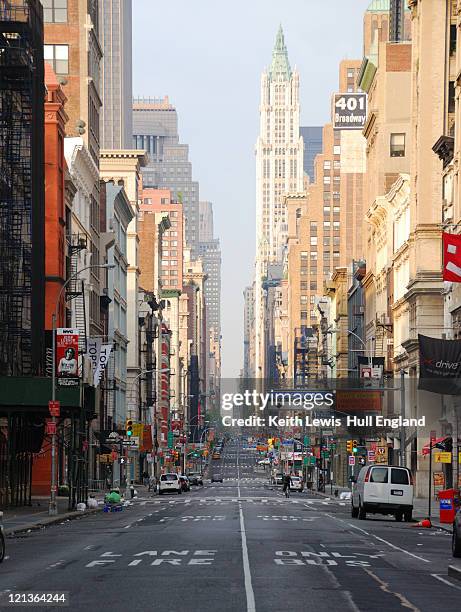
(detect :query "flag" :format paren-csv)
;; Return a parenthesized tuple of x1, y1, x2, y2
(443, 232, 461, 281)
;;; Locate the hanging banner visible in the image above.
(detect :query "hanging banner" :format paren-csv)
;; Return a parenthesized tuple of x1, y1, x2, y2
(86, 337, 102, 375)
(418, 334, 461, 394)
(56, 328, 79, 387)
(442, 232, 461, 282)
(93, 343, 112, 387)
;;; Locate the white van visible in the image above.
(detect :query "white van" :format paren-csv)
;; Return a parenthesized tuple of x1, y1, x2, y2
(158, 473, 182, 495)
(351, 465, 413, 522)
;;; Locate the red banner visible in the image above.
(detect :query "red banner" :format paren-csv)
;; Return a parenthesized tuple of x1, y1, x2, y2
(443, 232, 461, 282)
(56, 328, 79, 386)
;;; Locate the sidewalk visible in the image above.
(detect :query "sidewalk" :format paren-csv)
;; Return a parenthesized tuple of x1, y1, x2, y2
(307, 487, 453, 532)
(2, 493, 106, 536)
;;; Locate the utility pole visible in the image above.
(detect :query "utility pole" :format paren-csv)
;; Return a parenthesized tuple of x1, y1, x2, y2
(400, 369, 406, 467)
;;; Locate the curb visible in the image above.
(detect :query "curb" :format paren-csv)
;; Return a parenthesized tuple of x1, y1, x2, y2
(4, 507, 102, 536)
(448, 564, 461, 582)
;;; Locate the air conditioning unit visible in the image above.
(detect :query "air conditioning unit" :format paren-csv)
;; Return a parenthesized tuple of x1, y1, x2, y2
(379, 313, 391, 326)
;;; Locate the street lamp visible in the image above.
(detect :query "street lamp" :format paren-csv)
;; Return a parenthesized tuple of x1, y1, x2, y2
(49, 263, 114, 516)
(328, 327, 373, 368)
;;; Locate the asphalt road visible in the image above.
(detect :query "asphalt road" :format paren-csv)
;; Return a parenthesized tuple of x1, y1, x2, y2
(0, 442, 460, 611)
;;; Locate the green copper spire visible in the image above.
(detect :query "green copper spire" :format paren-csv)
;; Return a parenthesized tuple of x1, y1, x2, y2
(269, 25, 292, 81)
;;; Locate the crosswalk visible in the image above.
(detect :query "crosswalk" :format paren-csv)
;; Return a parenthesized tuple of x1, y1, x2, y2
(132, 496, 338, 507)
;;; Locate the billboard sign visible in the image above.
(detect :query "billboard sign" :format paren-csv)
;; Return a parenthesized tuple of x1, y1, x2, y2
(333, 93, 367, 130)
(56, 328, 79, 387)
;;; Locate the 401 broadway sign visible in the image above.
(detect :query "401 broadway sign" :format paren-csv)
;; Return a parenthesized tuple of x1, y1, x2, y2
(333, 93, 367, 130)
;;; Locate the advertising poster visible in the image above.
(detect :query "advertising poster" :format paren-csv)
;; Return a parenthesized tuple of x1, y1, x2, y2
(56, 328, 79, 387)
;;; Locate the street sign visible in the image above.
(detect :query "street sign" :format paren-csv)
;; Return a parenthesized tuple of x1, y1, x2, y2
(367, 450, 376, 462)
(333, 93, 367, 130)
(46, 421, 57, 435)
(168, 431, 174, 449)
(434, 451, 451, 463)
(48, 400, 60, 417)
(348, 456, 355, 466)
(303, 436, 310, 446)
(122, 437, 139, 448)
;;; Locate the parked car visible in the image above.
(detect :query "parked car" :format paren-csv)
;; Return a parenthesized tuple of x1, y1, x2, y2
(453, 507, 461, 557)
(211, 473, 223, 483)
(179, 475, 191, 492)
(158, 473, 182, 495)
(187, 472, 203, 486)
(0, 511, 4, 563)
(290, 476, 304, 492)
(351, 465, 413, 521)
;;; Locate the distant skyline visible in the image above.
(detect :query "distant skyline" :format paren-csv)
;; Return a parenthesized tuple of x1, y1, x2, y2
(132, 0, 371, 377)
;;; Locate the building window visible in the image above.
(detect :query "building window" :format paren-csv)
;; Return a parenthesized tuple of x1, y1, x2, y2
(333, 145, 341, 155)
(310, 221, 317, 233)
(323, 160, 331, 170)
(323, 176, 331, 185)
(44, 44, 69, 74)
(390, 133, 405, 157)
(310, 236, 317, 246)
(300, 295, 308, 304)
(300, 281, 308, 290)
(42, 0, 67, 23)
(301, 311, 308, 321)
(310, 281, 317, 290)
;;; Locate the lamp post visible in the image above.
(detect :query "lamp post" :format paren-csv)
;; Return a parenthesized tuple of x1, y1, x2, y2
(49, 263, 114, 516)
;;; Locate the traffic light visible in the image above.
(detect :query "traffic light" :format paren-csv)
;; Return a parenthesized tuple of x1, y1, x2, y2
(352, 440, 358, 453)
(126, 419, 133, 437)
(346, 440, 353, 453)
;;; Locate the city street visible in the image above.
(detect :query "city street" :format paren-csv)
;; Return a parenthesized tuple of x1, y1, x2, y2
(0, 442, 460, 612)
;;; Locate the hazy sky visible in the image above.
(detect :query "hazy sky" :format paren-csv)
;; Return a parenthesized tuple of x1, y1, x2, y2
(133, 0, 371, 377)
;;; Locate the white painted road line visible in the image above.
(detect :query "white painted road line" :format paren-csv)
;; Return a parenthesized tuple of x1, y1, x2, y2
(237, 443, 255, 612)
(431, 574, 461, 591)
(325, 513, 429, 564)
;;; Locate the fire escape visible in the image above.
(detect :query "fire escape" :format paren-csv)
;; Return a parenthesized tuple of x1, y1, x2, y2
(66, 233, 87, 353)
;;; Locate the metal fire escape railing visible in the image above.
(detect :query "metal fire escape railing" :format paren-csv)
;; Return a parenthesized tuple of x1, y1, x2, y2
(66, 233, 88, 354)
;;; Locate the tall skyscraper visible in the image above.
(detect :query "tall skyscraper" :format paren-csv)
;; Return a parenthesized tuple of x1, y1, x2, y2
(133, 97, 200, 253)
(198, 202, 221, 342)
(199, 201, 214, 241)
(100, 0, 133, 149)
(254, 26, 304, 379)
(300, 126, 322, 183)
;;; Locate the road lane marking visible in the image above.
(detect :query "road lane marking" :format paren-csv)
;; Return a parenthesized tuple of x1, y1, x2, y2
(431, 574, 461, 591)
(325, 513, 429, 563)
(238, 444, 256, 612)
(362, 567, 420, 611)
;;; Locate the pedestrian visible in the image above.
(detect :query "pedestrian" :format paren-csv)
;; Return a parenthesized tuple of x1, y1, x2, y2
(142, 471, 149, 487)
(149, 475, 157, 494)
